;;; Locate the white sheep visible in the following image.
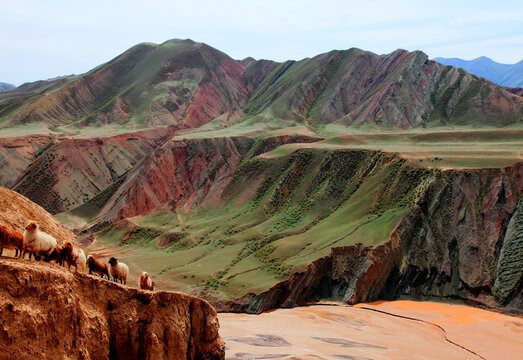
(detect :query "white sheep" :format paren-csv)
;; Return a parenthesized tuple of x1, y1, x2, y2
(62, 242, 86, 271)
(108, 257, 129, 285)
(76, 248, 86, 272)
(23, 221, 57, 260)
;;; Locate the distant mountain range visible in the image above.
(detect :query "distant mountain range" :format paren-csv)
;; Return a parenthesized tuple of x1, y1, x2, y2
(0, 39, 520, 131)
(433, 56, 523, 88)
(0, 82, 15, 92)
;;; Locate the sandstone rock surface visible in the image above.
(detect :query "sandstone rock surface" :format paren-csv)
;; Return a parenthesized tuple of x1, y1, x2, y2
(0, 257, 224, 360)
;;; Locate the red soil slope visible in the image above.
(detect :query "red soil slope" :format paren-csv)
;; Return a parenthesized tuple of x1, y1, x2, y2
(0, 186, 75, 244)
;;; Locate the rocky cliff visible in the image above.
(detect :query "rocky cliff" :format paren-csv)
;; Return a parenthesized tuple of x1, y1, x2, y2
(0, 257, 225, 360)
(380, 165, 523, 310)
(0, 134, 52, 188)
(93, 136, 254, 225)
(91, 134, 321, 225)
(11, 127, 174, 214)
(2, 132, 319, 223)
(218, 163, 523, 313)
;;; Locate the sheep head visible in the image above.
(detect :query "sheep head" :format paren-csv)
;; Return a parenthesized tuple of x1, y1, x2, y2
(62, 241, 73, 252)
(25, 221, 38, 232)
(108, 257, 118, 266)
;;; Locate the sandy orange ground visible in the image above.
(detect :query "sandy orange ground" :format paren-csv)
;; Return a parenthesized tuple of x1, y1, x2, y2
(219, 302, 509, 360)
(356, 300, 523, 360)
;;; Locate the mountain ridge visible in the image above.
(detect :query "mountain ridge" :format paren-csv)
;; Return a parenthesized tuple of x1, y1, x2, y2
(0, 39, 520, 132)
(0, 82, 15, 92)
(433, 56, 523, 87)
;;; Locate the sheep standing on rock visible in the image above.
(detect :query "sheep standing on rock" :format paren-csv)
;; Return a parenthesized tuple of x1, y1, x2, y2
(46, 245, 65, 265)
(108, 257, 129, 285)
(62, 242, 86, 272)
(139, 272, 155, 291)
(0, 224, 24, 258)
(23, 221, 57, 260)
(86, 255, 110, 279)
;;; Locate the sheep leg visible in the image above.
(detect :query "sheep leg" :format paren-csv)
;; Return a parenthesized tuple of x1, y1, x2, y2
(0, 247, 3, 256)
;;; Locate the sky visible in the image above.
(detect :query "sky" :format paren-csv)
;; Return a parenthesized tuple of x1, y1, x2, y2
(1, 0, 522, 86)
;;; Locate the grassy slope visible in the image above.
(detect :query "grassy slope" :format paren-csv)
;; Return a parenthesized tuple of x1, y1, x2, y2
(260, 124, 523, 169)
(88, 147, 433, 299)
(46, 119, 518, 300)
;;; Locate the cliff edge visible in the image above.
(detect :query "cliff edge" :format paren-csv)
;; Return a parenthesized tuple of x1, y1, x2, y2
(0, 257, 225, 360)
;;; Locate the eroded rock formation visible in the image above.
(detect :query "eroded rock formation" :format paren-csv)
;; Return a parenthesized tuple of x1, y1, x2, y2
(0, 257, 224, 360)
(219, 164, 523, 314)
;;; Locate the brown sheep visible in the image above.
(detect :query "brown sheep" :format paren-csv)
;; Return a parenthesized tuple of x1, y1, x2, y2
(0, 224, 24, 258)
(139, 272, 155, 291)
(61, 242, 86, 272)
(46, 246, 65, 265)
(86, 255, 110, 280)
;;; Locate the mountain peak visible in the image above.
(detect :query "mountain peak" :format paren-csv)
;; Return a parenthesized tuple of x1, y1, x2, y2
(434, 56, 522, 87)
(160, 38, 197, 46)
(0, 82, 16, 92)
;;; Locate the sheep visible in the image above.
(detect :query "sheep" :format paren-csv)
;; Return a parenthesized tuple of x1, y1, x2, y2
(62, 242, 86, 272)
(46, 245, 65, 265)
(139, 272, 155, 291)
(108, 257, 129, 285)
(86, 255, 110, 279)
(23, 221, 57, 260)
(75, 248, 87, 272)
(0, 225, 24, 258)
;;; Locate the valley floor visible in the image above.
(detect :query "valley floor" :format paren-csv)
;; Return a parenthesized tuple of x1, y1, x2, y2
(219, 301, 523, 360)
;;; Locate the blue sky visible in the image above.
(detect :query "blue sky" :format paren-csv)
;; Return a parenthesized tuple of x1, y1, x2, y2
(1, 0, 522, 85)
